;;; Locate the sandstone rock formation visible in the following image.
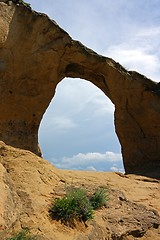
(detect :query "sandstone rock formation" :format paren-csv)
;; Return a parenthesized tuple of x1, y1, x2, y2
(0, 141, 160, 240)
(0, 1, 160, 176)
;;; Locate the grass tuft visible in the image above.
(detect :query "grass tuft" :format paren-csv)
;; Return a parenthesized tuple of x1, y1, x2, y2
(6, 229, 36, 240)
(49, 185, 109, 226)
(49, 187, 94, 226)
(89, 187, 108, 210)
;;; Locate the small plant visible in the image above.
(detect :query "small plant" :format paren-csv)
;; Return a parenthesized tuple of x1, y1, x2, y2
(12, 0, 31, 8)
(49, 185, 109, 226)
(19, 0, 30, 7)
(89, 187, 108, 210)
(6, 228, 36, 240)
(49, 187, 94, 226)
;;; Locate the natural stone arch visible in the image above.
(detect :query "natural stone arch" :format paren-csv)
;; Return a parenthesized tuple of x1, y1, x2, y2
(0, 2, 160, 176)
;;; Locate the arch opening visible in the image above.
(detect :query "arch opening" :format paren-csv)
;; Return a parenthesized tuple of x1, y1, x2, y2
(39, 78, 124, 172)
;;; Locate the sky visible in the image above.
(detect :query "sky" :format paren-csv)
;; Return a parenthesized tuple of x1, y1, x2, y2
(28, 0, 160, 172)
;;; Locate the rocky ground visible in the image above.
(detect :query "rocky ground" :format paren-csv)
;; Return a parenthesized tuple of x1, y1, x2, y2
(0, 141, 159, 239)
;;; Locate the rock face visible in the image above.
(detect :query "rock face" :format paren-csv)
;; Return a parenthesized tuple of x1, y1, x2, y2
(0, 2, 160, 175)
(0, 141, 160, 240)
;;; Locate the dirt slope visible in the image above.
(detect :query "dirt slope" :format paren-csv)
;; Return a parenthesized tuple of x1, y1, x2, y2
(0, 141, 159, 239)
(1, 1, 160, 174)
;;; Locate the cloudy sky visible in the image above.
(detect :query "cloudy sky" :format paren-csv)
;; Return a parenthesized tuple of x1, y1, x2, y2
(28, 0, 160, 172)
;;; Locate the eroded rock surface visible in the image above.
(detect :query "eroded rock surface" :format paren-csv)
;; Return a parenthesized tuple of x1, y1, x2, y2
(0, 141, 160, 240)
(0, 1, 160, 175)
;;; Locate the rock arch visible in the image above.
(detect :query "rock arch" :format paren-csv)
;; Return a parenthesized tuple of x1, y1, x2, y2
(0, 2, 160, 175)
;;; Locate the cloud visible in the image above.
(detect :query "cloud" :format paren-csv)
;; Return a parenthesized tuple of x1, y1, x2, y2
(40, 78, 113, 122)
(54, 79, 114, 117)
(51, 151, 123, 171)
(85, 166, 97, 172)
(105, 26, 160, 81)
(39, 78, 116, 136)
(107, 47, 160, 81)
(110, 165, 125, 173)
(39, 79, 120, 161)
(44, 115, 78, 132)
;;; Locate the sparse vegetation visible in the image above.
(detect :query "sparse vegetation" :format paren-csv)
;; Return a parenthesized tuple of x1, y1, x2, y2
(19, 0, 30, 7)
(49, 185, 109, 226)
(13, 0, 31, 8)
(6, 229, 36, 240)
(90, 187, 108, 210)
(49, 187, 94, 226)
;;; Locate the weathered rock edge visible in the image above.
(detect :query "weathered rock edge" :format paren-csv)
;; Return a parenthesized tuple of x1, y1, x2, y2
(0, 2, 160, 176)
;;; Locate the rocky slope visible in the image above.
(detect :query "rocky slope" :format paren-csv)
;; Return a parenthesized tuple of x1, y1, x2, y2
(0, 1, 160, 175)
(0, 141, 159, 240)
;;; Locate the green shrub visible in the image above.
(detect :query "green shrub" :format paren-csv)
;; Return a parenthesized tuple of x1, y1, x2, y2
(90, 187, 108, 210)
(50, 185, 109, 226)
(19, 0, 31, 7)
(6, 229, 36, 240)
(13, 0, 31, 8)
(49, 187, 94, 226)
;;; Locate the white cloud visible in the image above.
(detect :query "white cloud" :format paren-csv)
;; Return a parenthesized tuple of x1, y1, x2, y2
(136, 27, 160, 41)
(85, 166, 97, 172)
(54, 79, 114, 117)
(51, 151, 122, 171)
(110, 165, 124, 173)
(105, 26, 160, 81)
(108, 47, 159, 80)
(49, 116, 78, 131)
(63, 152, 121, 163)
(39, 78, 115, 135)
(110, 166, 119, 172)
